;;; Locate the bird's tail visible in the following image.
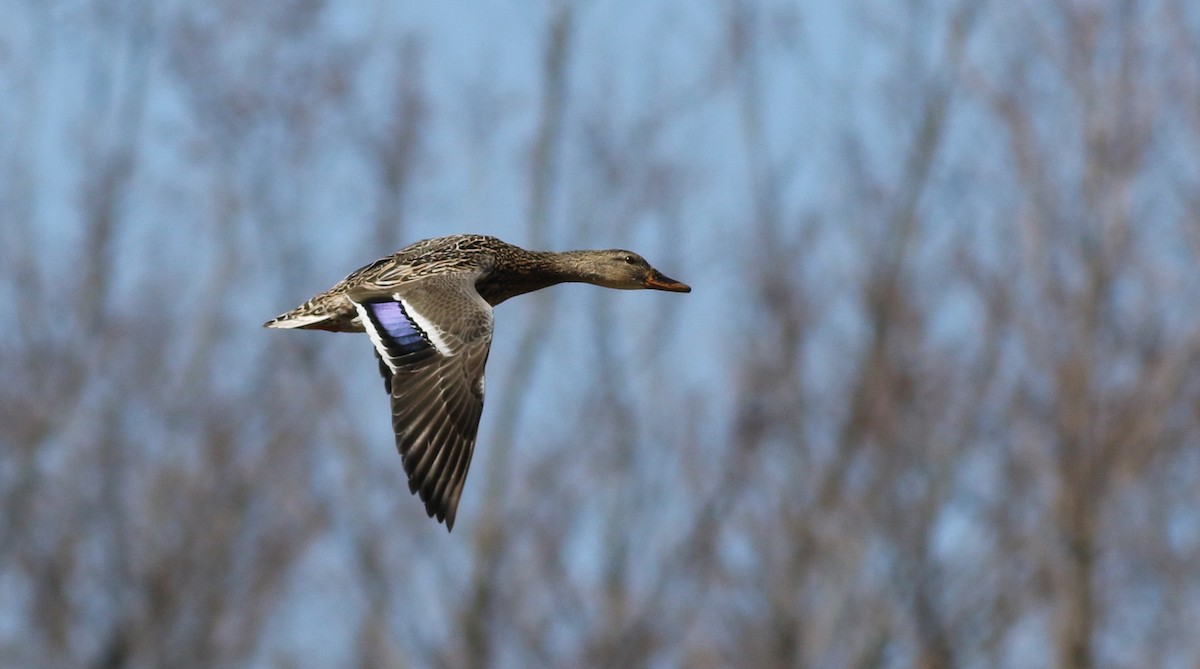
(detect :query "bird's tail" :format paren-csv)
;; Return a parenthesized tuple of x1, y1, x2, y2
(263, 306, 331, 330)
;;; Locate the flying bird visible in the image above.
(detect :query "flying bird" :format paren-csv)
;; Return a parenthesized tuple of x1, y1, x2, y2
(264, 234, 691, 530)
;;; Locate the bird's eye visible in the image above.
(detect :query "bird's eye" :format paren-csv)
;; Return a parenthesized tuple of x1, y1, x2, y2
(623, 255, 637, 265)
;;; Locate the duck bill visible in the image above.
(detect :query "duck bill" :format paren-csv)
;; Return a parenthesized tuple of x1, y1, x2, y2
(643, 270, 691, 293)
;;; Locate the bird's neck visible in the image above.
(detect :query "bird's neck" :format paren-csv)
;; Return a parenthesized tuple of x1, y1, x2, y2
(530, 250, 599, 282)
(476, 250, 596, 305)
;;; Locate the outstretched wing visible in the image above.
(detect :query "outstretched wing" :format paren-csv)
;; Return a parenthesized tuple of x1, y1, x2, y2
(349, 272, 493, 530)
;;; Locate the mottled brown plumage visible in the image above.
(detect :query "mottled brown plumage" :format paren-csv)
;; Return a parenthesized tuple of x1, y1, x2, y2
(264, 234, 690, 530)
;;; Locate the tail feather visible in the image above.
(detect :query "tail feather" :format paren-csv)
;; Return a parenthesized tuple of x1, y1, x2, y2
(263, 310, 331, 329)
(266, 293, 354, 331)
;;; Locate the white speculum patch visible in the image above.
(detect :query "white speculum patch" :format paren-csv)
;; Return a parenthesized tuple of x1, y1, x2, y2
(355, 302, 399, 374)
(397, 296, 454, 357)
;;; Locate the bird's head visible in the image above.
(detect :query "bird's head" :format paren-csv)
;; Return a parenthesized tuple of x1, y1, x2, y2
(581, 250, 692, 293)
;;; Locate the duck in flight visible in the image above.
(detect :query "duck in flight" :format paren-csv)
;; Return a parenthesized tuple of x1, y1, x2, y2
(265, 234, 691, 530)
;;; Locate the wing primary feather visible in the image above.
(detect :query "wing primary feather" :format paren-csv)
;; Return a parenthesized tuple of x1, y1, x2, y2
(392, 381, 442, 473)
(429, 436, 468, 519)
(442, 405, 482, 526)
(427, 382, 478, 507)
(407, 408, 457, 497)
(419, 380, 469, 504)
(396, 380, 455, 488)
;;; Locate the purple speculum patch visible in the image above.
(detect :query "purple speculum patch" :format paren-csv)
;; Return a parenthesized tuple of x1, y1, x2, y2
(366, 300, 429, 355)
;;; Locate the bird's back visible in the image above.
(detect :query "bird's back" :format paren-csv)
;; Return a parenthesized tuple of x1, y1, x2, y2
(264, 234, 510, 331)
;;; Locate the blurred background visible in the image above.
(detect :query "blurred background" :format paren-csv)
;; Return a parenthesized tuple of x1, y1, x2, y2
(3, 0, 1200, 667)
